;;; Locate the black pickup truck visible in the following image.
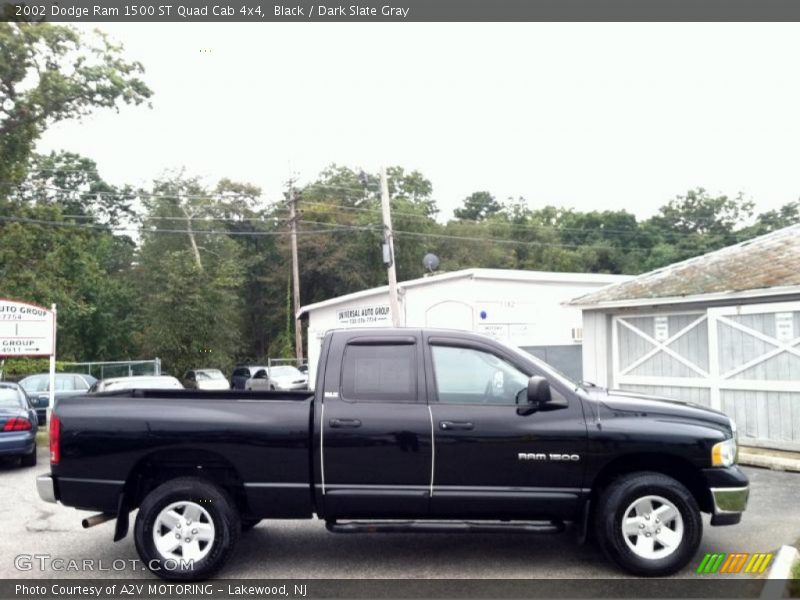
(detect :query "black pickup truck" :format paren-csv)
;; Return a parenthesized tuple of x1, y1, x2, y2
(38, 328, 748, 580)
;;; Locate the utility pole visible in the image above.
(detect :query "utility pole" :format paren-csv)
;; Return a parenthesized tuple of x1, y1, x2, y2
(380, 166, 402, 327)
(288, 181, 304, 361)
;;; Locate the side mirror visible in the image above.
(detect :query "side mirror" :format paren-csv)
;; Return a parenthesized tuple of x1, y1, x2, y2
(524, 375, 551, 411)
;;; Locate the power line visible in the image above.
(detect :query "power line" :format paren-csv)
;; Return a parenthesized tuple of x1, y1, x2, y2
(0, 213, 663, 251)
(60, 213, 293, 223)
(0, 215, 361, 237)
(10, 182, 707, 239)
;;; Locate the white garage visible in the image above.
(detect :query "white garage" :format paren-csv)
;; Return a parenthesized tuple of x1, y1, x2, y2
(572, 224, 800, 452)
(298, 268, 631, 386)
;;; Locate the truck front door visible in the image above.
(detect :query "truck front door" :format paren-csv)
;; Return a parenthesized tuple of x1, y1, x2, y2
(424, 335, 588, 520)
(317, 332, 432, 519)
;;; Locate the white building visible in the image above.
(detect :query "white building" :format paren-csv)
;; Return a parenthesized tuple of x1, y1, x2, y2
(298, 268, 631, 386)
(571, 224, 800, 452)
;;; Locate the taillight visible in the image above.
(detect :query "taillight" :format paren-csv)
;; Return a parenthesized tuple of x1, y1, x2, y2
(2, 417, 32, 431)
(50, 414, 61, 464)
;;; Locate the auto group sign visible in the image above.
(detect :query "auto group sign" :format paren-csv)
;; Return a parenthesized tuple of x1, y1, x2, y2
(0, 299, 56, 357)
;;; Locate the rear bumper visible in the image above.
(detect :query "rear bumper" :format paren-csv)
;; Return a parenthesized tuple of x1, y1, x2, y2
(0, 432, 36, 456)
(702, 466, 749, 526)
(37, 475, 57, 503)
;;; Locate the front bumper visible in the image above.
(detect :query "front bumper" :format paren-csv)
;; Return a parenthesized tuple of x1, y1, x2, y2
(703, 466, 749, 526)
(275, 382, 308, 390)
(37, 475, 57, 503)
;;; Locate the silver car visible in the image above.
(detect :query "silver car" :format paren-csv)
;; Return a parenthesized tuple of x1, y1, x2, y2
(183, 369, 230, 391)
(246, 366, 308, 391)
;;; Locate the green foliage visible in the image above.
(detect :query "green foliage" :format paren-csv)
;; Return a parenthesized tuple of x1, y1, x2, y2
(135, 174, 245, 376)
(0, 358, 67, 378)
(0, 22, 152, 189)
(454, 191, 502, 221)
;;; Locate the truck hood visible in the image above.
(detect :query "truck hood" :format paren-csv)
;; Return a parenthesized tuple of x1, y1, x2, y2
(584, 387, 734, 435)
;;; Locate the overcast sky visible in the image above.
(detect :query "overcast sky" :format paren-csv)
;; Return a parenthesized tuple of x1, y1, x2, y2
(39, 23, 800, 219)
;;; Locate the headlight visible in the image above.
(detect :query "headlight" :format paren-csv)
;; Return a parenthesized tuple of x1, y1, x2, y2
(711, 437, 737, 467)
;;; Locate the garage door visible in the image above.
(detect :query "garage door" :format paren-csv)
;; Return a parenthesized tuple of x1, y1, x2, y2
(612, 301, 800, 452)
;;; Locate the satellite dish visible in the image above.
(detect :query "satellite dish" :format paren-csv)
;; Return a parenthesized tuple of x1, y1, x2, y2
(423, 253, 440, 272)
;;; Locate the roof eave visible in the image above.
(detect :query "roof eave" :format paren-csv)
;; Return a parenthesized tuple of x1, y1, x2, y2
(572, 284, 800, 310)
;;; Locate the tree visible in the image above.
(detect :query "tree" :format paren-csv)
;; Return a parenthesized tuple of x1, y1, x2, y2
(454, 191, 502, 221)
(0, 155, 141, 361)
(136, 174, 245, 375)
(0, 22, 151, 190)
(750, 200, 800, 234)
(649, 188, 754, 236)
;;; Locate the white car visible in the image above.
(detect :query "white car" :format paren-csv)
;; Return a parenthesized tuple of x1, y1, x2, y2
(89, 376, 184, 393)
(246, 366, 308, 391)
(183, 369, 230, 390)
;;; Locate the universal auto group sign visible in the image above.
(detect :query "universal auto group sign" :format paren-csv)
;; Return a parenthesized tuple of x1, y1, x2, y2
(0, 299, 56, 357)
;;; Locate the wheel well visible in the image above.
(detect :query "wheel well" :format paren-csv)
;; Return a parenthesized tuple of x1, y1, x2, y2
(122, 449, 250, 515)
(590, 453, 713, 514)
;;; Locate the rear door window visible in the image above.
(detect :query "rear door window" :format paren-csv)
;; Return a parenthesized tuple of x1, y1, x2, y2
(340, 343, 416, 402)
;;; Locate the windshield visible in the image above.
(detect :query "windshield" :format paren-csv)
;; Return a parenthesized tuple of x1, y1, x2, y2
(270, 366, 302, 377)
(196, 370, 225, 380)
(497, 339, 583, 391)
(0, 388, 23, 408)
(19, 375, 46, 393)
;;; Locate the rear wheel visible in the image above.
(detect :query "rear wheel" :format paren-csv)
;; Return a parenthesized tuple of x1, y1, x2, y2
(594, 472, 702, 576)
(134, 477, 240, 580)
(20, 447, 37, 467)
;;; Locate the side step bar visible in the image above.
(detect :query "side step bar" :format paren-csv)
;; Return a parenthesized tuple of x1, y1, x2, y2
(326, 519, 565, 534)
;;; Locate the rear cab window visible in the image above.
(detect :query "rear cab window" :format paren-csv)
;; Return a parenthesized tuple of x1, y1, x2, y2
(340, 343, 417, 403)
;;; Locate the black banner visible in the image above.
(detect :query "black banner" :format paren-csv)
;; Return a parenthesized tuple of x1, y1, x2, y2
(0, 578, 777, 600)
(8, 0, 800, 22)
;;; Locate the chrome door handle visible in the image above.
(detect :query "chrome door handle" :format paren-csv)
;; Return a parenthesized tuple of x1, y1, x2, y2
(329, 418, 362, 428)
(439, 421, 474, 431)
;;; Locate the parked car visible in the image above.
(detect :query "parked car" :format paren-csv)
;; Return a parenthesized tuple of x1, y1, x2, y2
(89, 375, 183, 393)
(230, 365, 268, 390)
(0, 382, 38, 467)
(246, 365, 308, 391)
(18, 373, 97, 424)
(183, 369, 230, 391)
(39, 328, 747, 581)
(297, 364, 308, 375)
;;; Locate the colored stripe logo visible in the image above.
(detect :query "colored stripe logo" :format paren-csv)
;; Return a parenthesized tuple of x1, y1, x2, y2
(696, 552, 773, 574)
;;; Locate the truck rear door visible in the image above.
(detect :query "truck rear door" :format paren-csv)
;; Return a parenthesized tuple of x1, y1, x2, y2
(316, 331, 432, 519)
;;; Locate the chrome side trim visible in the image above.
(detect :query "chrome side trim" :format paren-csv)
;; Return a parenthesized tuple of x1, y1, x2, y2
(243, 482, 307, 489)
(428, 405, 435, 497)
(710, 486, 749, 514)
(58, 477, 125, 485)
(319, 402, 326, 495)
(36, 475, 56, 504)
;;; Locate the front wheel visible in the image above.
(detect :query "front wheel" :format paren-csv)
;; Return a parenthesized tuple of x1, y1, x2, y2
(134, 477, 240, 580)
(594, 472, 702, 576)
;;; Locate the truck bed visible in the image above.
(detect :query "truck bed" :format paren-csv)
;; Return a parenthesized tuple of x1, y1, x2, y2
(52, 390, 315, 518)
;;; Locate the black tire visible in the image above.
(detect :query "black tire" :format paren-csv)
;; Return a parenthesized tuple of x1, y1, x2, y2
(20, 447, 37, 467)
(241, 519, 261, 532)
(134, 477, 240, 581)
(594, 472, 702, 577)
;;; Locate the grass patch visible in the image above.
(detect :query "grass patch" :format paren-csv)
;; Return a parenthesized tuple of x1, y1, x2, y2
(36, 430, 49, 447)
(789, 555, 800, 598)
